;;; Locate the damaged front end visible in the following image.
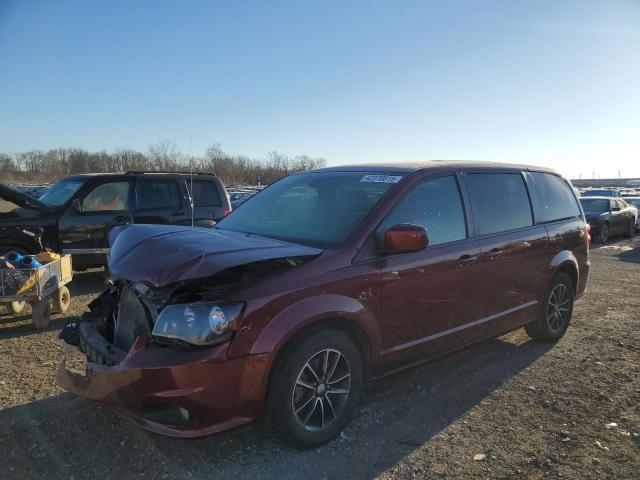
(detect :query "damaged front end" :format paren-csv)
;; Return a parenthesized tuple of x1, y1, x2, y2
(60, 255, 312, 363)
(56, 253, 316, 437)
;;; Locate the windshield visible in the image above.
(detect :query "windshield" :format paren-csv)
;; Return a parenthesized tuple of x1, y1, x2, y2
(39, 178, 86, 207)
(625, 198, 640, 208)
(216, 171, 403, 248)
(580, 198, 609, 212)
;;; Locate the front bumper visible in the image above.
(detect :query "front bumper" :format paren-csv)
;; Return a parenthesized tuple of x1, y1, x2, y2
(57, 336, 271, 438)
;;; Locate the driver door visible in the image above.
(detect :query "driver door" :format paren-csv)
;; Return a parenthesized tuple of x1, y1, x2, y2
(58, 180, 133, 254)
(379, 174, 487, 366)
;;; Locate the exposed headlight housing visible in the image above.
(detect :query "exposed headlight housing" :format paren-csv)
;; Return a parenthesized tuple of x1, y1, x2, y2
(152, 302, 244, 347)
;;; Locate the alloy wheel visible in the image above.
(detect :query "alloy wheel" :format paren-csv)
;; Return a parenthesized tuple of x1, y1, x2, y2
(291, 349, 351, 431)
(547, 283, 570, 333)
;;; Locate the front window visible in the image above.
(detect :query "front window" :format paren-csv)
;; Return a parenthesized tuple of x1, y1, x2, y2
(383, 175, 467, 246)
(82, 182, 130, 212)
(39, 178, 86, 207)
(579, 198, 609, 212)
(215, 171, 403, 248)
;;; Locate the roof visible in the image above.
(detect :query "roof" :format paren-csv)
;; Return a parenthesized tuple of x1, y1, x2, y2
(310, 161, 559, 175)
(64, 171, 218, 178)
(579, 196, 616, 200)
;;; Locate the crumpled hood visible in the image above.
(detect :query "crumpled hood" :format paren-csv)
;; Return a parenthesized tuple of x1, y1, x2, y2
(108, 224, 322, 287)
(0, 183, 53, 214)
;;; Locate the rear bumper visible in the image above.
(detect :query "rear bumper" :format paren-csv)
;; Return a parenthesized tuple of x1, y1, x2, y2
(57, 337, 271, 438)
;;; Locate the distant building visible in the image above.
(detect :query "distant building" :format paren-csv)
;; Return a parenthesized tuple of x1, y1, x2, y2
(570, 178, 640, 188)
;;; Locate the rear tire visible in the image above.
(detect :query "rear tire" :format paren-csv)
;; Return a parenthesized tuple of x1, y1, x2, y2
(525, 272, 574, 342)
(267, 328, 363, 448)
(597, 223, 609, 243)
(626, 219, 635, 237)
(31, 300, 51, 330)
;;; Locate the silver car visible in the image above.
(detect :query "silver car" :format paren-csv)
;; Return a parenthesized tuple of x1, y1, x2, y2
(623, 197, 640, 231)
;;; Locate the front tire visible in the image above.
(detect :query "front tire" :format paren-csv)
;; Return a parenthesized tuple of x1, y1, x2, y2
(525, 273, 574, 342)
(51, 286, 71, 314)
(267, 328, 363, 448)
(9, 301, 26, 314)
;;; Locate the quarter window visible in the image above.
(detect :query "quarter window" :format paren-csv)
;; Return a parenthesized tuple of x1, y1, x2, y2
(187, 180, 222, 207)
(385, 175, 467, 246)
(466, 173, 533, 235)
(136, 180, 182, 209)
(528, 172, 581, 223)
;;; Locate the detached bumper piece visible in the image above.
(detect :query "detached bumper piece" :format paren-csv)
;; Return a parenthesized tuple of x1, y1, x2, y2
(59, 320, 127, 366)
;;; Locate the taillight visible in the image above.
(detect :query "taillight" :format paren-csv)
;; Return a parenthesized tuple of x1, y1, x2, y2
(586, 224, 591, 244)
(223, 208, 232, 216)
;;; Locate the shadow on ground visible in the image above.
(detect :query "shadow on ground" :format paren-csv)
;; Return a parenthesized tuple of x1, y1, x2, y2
(0, 334, 552, 479)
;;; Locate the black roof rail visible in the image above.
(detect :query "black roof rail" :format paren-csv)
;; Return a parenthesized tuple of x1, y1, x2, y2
(124, 170, 217, 176)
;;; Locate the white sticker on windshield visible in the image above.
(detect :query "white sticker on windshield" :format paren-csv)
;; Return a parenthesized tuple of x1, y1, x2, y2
(360, 175, 402, 184)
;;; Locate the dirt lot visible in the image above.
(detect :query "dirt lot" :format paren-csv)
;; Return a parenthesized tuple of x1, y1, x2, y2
(1, 237, 639, 479)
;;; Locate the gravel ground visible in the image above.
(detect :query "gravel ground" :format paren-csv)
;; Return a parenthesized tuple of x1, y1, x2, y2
(1, 236, 639, 479)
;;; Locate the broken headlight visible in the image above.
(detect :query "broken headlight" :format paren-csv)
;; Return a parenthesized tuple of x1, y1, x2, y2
(152, 302, 244, 347)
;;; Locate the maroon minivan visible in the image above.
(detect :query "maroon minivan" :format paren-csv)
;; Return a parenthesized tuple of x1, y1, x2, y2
(58, 162, 590, 447)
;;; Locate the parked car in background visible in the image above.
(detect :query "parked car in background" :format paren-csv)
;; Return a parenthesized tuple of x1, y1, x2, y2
(59, 162, 589, 448)
(579, 197, 636, 243)
(582, 189, 621, 198)
(622, 197, 640, 231)
(1, 171, 230, 269)
(229, 191, 256, 208)
(621, 189, 640, 198)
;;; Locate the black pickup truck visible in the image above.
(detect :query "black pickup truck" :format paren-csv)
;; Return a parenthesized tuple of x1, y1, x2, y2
(0, 171, 231, 270)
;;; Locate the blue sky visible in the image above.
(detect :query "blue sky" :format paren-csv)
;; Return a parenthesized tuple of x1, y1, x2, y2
(1, 0, 639, 178)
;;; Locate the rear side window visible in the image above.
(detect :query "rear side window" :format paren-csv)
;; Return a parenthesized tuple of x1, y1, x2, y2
(188, 180, 222, 207)
(528, 172, 581, 223)
(385, 175, 467, 246)
(466, 173, 533, 235)
(136, 180, 182, 209)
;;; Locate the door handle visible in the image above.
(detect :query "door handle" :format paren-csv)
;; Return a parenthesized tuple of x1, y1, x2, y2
(170, 211, 185, 217)
(457, 254, 478, 265)
(487, 248, 503, 257)
(114, 215, 128, 222)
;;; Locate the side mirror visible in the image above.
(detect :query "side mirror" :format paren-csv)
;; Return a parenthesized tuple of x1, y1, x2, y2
(383, 224, 428, 254)
(71, 198, 82, 214)
(611, 205, 620, 212)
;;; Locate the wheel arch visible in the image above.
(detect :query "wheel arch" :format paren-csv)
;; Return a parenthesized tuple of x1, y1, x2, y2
(0, 240, 37, 255)
(549, 251, 579, 294)
(248, 294, 380, 380)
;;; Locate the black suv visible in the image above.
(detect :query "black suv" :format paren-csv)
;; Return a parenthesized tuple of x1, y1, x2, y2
(0, 171, 231, 269)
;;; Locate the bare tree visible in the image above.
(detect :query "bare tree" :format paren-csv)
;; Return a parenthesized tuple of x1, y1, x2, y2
(148, 139, 181, 171)
(2, 142, 326, 186)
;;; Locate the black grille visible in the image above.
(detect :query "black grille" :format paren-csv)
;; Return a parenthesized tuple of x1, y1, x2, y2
(113, 286, 150, 351)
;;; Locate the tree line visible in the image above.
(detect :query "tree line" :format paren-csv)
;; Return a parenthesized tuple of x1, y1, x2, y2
(0, 140, 327, 186)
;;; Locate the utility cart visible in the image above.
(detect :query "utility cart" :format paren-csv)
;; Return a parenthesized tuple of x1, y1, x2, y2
(0, 254, 73, 329)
